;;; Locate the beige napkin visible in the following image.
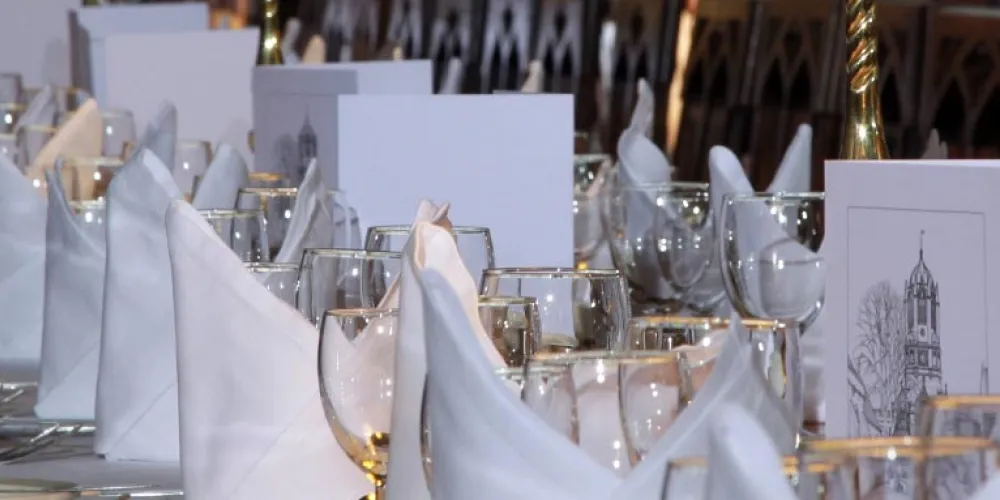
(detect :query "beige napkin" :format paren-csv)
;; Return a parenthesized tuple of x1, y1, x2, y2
(704, 405, 797, 500)
(0, 153, 46, 366)
(384, 221, 505, 500)
(24, 99, 103, 195)
(521, 60, 543, 93)
(922, 129, 948, 159)
(302, 36, 327, 64)
(167, 201, 369, 500)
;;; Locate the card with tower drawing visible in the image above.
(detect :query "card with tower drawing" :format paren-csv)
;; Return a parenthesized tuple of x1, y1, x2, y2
(251, 62, 431, 187)
(824, 160, 1000, 440)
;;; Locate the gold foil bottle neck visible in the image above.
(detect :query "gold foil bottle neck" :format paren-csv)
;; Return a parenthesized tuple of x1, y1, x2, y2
(256, 0, 284, 66)
(840, 0, 889, 160)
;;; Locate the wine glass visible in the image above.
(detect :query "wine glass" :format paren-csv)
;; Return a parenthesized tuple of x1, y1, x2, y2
(236, 187, 298, 260)
(247, 171, 291, 189)
(919, 395, 1000, 442)
(296, 249, 403, 325)
(58, 156, 124, 201)
(68, 200, 107, 243)
(662, 455, 851, 500)
(0, 103, 23, 134)
(656, 187, 726, 314)
(718, 192, 824, 424)
(244, 262, 300, 305)
(477, 296, 542, 367)
(100, 109, 136, 158)
(318, 308, 398, 500)
(365, 225, 495, 283)
(0, 133, 17, 165)
(623, 316, 725, 351)
(573, 153, 613, 269)
(481, 268, 630, 351)
(174, 140, 213, 198)
(197, 209, 270, 263)
(17, 125, 55, 168)
(0, 74, 23, 104)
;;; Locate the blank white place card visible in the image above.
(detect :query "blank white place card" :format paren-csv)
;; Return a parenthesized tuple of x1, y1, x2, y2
(337, 94, 574, 267)
(71, 2, 209, 103)
(252, 61, 432, 184)
(0, 0, 78, 87)
(101, 29, 258, 163)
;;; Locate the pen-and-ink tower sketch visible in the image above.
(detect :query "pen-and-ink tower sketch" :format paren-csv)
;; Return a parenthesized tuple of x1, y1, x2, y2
(271, 108, 317, 186)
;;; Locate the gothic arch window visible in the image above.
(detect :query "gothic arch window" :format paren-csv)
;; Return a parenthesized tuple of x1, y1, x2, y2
(918, 299, 927, 325)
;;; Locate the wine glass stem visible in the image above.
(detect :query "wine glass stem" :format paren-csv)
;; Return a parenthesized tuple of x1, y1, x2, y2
(374, 483, 386, 500)
(783, 322, 804, 429)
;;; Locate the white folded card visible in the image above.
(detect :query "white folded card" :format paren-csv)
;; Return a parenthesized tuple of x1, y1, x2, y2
(70, 2, 209, 103)
(337, 94, 574, 267)
(0, 0, 77, 87)
(100, 29, 258, 165)
(252, 61, 433, 186)
(824, 160, 1000, 439)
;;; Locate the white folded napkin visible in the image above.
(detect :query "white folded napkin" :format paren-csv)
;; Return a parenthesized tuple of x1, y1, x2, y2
(437, 58, 464, 95)
(521, 60, 543, 93)
(94, 149, 181, 462)
(166, 201, 370, 500)
(36, 167, 107, 420)
(281, 18, 302, 64)
(140, 102, 178, 171)
(273, 159, 332, 264)
(192, 144, 248, 210)
(0, 154, 46, 366)
(922, 129, 948, 159)
(704, 405, 796, 500)
(17, 84, 57, 131)
(302, 35, 327, 64)
(384, 221, 505, 500)
(971, 473, 1000, 499)
(418, 263, 795, 500)
(24, 99, 103, 195)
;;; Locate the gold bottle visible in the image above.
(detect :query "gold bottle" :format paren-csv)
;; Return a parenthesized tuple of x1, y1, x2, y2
(840, 0, 889, 160)
(256, 0, 284, 65)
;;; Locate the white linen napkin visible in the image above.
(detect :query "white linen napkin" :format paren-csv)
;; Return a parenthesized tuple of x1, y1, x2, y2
(94, 149, 181, 462)
(704, 405, 796, 500)
(35, 167, 106, 420)
(166, 201, 370, 500)
(922, 129, 948, 159)
(0, 154, 46, 366)
(281, 18, 302, 64)
(971, 474, 1000, 499)
(192, 144, 248, 210)
(302, 35, 327, 64)
(521, 60, 543, 93)
(418, 264, 795, 500)
(24, 99, 103, 195)
(437, 58, 464, 95)
(17, 84, 57, 131)
(140, 102, 178, 171)
(273, 159, 331, 264)
(384, 221, 505, 500)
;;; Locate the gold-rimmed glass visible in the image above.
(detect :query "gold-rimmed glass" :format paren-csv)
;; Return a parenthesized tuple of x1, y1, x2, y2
(68, 199, 107, 242)
(365, 225, 496, 284)
(19, 87, 39, 105)
(919, 395, 1000, 442)
(663, 455, 851, 500)
(197, 209, 270, 263)
(247, 171, 291, 189)
(244, 262, 300, 306)
(481, 268, 630, 351)
(100, 109, 136, 158)
(58, 156, 124, 201)
(236, 187, 298, 260)
(804, 436, 1000, 499)
(318, 307, 399, 500)
(296, 249, 403, 326)
(573, 153, 613, 269)
(477, 296, 542, 368)
(174, 140, 213, 198)
(17, 125, 56, 168)
(0, 103, 24, 134)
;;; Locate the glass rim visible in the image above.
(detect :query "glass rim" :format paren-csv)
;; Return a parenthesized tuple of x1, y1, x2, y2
(68, 199, 107, 211)
(478, 295, 538, 307)
(0, 102, 24, 111)
(20, 124, 57, 133)
(483, 267, 621, 279)
(244, 262, 300, 273)
(630, 316, 784, 330)
(495, 365, 566, 377)
(573, 153, 612, 165)
(178, 139, 212, 148)
(923, 394, 1000, 410)
(238, 187, 299, 196)
(722, 192, 825, 204)
(100, 108, 133, 118)
(247, 171, 288, 182)
(197, 208, 265, 220)
(367, 224, 491, 235)
(614, 181, 709, 191)
(302, 248, 403, 260)
(668, 455, 841, 475)
(59, 155, 125, 167)
(323, 307, 399, 319)
(573, 130, 589, 139)
(804, 436, 997, 458)
(530, 349, 685, 366)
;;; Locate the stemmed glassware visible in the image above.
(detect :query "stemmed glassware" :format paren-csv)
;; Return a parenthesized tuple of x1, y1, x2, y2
(718, 192, 824, 424)
(198, 209, 270, 263)
(0, 103, 23, 134)
(58, 156, 125, 201)
(0, 73, 22, 103)
(244, 262, 300, 305)
(174, 140, 213, 198)
(481, 268, 630, 350)
(919, 395, 1000, 442)
(656, 187, 726, 313)
(318, 308, 399, 500)
(0, 133, 16, 165)
(236, 187, 298, 259)
(296, 249, 403, 326)
(573, 153, 613, 269)
(365, 225, 495, 284)
(17, 125, 55, 170)
(100, 109, 136, 158)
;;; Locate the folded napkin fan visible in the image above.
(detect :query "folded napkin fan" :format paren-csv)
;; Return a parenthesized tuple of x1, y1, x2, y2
(384, 221, 505, 500)
(36, 166, 107, 420)
(302, 35, 327, 64)
(94, 149, 182, 462)
(922, 129, 948, 160)
(167, 201, 369, 500)
(281, 18, 303, 64)
(24, 99, 103, 196)
(418, 266, 795, 500)
(437, 58, 465, 95)
(17, 84, 57, 132)
(971, 473, 1000, 499)
(0, 153, 46, 366)
(139, 102, 178, 171)
(704, 405, 797, 500)
(192, 143, 248, 210)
